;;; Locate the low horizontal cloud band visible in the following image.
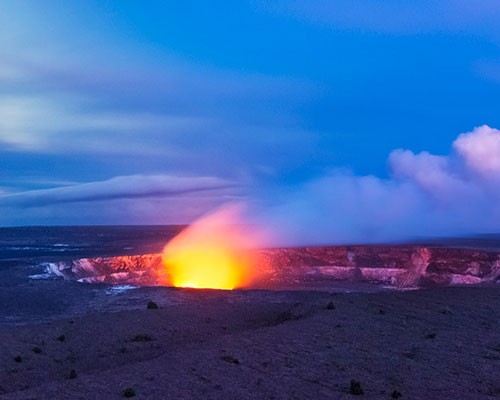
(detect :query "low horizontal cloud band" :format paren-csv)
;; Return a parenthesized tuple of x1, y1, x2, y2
(0, 174, 235, 207)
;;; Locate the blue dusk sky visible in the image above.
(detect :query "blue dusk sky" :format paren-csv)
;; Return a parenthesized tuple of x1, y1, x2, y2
(1, 1, 500, 242)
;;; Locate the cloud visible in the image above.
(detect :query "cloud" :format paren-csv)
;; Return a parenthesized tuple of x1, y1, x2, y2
(0, 174, 235, 207)
(3, 125, 500, 237)
(453, 125, 500, 176)
(255, 125, 500, 245)
(0, 94, 209, 155)
(0, 2, 314, 161)
(389, 150, 456, 195)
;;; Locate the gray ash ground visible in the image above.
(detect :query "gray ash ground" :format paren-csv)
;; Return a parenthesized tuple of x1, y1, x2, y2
(1, 227, 500, 399)
(2, 285, 500, 399)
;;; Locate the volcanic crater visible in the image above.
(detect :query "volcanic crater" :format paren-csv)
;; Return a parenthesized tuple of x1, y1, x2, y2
(42, 244, 500, 289)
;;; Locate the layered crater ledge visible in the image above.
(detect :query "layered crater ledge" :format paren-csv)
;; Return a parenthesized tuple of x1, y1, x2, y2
(38, 245, 500, 289)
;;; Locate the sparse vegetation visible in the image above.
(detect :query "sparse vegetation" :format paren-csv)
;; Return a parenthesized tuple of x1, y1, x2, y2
(425, 332, 437, 339)
(221, 355, 240, 365)
(147, 301, 158, 309)
(123, 387, 136, 398)
(349, 380, 364, 395)
(273, 309, 303, 325)
(131, 334, 152, 342)
(403, 345, 418, 359)
(275, 311, 294, 323)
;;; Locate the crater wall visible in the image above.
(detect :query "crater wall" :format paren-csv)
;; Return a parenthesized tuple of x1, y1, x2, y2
(40, 245, 500, 288)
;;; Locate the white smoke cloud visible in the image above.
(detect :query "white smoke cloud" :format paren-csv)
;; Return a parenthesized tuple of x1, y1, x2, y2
(453, 125, 500, 177)
(257, 125, 500, 245)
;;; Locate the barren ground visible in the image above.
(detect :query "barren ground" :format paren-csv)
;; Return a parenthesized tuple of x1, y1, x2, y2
(1, 285, 500, 399)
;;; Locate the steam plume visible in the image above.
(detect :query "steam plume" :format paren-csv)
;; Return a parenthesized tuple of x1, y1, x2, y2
(253, 125, 500, 245)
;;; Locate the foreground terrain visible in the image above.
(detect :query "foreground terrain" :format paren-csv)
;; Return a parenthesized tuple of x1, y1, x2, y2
(1, 285, 500, 399)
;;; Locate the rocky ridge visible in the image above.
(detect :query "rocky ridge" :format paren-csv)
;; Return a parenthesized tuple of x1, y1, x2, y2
(40, 245, 500, 288)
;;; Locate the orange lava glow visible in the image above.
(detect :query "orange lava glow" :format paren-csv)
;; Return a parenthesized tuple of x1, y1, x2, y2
(162, 205, 263, 290)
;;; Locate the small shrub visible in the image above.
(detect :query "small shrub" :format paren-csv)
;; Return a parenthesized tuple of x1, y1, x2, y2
(326, 302, 335, 310)
(221, 355, 239, 365)
(275, 311, 294, 324)
(14, 356, 22, 363)
(131, 334, 152, 342)
(403, 345, 418, 359)
(123, 387, 135, 398)
(32, 346, 42, 354)
(69, 370, 77, 379)
(349, 380, 364, 395)
(57, 335, 65, 342)
(147, 301, 158, 310)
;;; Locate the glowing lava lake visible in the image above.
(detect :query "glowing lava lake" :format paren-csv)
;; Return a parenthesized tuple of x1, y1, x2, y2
(161, 206, 262, 290)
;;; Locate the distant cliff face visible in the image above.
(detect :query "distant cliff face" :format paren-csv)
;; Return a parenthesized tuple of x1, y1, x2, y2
(43, 245, 500, 288)
(45, 254, 164, 286)
(255, 246, 500, 288)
